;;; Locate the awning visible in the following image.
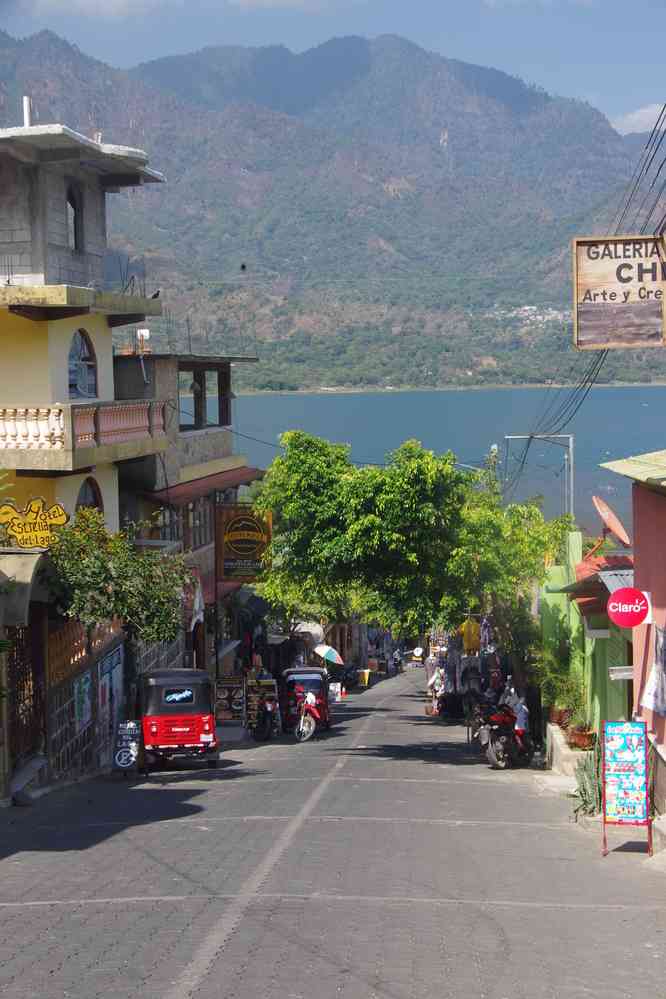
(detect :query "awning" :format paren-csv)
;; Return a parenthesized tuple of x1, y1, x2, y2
(0, 551, 48, 626)
(601, 450, 666, 489)
(598, 569, 634, 594)
(148, 466, 264, 506)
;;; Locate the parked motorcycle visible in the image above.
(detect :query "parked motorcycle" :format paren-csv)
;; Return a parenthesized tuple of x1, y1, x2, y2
(295, 691, 321, 742)
(476, 681, 533, 769)
(253, 691, 280, 742)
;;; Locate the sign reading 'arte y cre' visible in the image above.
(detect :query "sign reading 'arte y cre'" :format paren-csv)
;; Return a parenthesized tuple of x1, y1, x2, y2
(573, 235, 666, 350)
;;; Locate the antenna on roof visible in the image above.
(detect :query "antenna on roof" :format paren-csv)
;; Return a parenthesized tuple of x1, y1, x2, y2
(22, 96, 32, 128)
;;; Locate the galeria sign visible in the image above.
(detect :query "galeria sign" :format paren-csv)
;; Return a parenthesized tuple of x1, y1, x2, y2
(573, 235, 666, 350)
(606, 587, 650, 628)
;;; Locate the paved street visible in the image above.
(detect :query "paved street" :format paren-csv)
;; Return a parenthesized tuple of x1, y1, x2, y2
(1, 670, 665, 999)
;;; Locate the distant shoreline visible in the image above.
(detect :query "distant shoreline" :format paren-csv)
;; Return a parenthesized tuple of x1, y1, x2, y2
(236, 381, 666, 397)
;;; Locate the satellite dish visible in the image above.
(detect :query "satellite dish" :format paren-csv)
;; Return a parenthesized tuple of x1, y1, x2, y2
(591, 495, 631, 551)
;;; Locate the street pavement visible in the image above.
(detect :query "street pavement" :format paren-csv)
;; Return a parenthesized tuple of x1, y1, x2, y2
(1, 669, 665, 999)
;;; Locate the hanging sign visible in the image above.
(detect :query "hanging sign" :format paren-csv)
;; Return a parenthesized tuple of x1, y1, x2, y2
(216, 505, 271, 581)
(0, 498, 68, 549)
(602, 719, 652, 856)
(606, 587, 651, 628)
(573, 235, 666, 349)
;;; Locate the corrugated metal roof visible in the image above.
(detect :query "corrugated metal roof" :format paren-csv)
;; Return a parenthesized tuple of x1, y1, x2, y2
(599, 569, 634, 593)
(601, 450, 666, 487)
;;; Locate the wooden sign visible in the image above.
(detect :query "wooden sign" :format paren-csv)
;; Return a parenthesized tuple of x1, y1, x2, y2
(0, 498, 68, 549)
(601, 719, 652, 856)
(216, 505, 271, 581)
(573, 235, 666, 349)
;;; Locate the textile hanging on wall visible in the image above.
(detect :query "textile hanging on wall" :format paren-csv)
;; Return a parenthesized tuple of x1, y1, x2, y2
(641, 626, 666, 717)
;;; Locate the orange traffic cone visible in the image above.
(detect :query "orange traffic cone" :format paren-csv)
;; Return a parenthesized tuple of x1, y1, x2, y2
(341, 686, 347, 698)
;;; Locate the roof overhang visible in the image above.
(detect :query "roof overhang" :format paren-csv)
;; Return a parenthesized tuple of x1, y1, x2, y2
(148, 466, 264, 506)
(601, 450, 666, 491)
(0, 124, 164, 186)
(0, 285, 162, 323)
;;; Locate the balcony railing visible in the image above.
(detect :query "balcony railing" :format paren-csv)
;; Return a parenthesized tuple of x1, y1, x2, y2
(0, 399, 168, 471)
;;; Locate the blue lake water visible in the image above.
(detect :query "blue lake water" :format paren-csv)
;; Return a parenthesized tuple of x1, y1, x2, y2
(235, 386, 666, 535)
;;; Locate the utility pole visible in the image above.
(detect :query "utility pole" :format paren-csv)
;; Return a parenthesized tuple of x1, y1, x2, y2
(504, 434, 575, 521)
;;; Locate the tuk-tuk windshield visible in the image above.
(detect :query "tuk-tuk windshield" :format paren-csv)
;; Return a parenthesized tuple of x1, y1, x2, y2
(143, 681, 212, 716)
(286, 674, 324, 695)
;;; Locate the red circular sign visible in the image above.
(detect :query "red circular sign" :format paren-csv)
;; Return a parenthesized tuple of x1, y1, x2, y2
(606, 587, 649, 628)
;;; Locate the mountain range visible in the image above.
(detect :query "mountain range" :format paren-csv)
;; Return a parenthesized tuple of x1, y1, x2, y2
(0, 29, 658, 391)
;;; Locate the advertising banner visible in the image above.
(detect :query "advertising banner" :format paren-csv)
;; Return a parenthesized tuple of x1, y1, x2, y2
(216, 505, 271, 581)
(573, 235, 666, 349)
(606, 587, 651, 628)
(602, 719, 652, 856)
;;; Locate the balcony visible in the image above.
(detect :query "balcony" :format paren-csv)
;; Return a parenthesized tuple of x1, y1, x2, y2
(0, 399, 168, 471)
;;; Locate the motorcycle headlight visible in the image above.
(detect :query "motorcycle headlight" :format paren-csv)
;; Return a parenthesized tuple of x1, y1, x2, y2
(306, 692, 316, 705)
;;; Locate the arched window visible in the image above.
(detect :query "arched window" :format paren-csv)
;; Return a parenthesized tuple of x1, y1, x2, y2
(68, 329, 97, 399)
(75, 477, 103, 513)
(66, 185, 82, 252)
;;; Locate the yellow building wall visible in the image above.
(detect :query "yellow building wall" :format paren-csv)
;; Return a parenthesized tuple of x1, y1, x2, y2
(0, 311, 53, 405)
(0, 309, 113, 406)
(3, 464, 119, 533)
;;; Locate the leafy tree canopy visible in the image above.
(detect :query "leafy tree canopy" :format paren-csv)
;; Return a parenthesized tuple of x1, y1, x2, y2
(256, 434, 570, 650)
(47, 508, 192, 645)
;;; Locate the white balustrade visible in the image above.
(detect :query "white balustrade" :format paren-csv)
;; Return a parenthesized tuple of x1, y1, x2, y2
(0, 400, 167, 458)
(0, 406, 65, 450)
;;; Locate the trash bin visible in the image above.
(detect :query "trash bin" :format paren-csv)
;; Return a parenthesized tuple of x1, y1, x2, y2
(358, 669, 370, 687)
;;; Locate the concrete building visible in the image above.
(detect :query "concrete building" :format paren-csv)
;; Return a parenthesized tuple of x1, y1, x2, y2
(112, 349, 262, 676)
(602, 450, 666, 810)
(0, 109, 165, 798)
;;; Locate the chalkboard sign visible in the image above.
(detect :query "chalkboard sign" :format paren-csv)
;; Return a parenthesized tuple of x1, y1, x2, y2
(113, 720, 142, 771)
(602, 719, 652, 856)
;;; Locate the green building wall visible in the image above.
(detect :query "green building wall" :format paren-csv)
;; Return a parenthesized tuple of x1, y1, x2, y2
(540, 531, 628, 733)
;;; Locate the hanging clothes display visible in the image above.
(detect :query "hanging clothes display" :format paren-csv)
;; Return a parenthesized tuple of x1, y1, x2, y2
(480, 617, 493, 652)
(461, 617, 480, 655)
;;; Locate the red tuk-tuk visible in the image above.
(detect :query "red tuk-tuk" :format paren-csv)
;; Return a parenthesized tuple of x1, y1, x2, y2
(140, 669, 218, 768)
(281, 667, 331, 741)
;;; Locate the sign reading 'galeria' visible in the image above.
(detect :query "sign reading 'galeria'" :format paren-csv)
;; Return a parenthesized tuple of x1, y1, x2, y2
(216, 505, 271, 581)
(0, 498, 69, 549)
(573, 235, 666, 349)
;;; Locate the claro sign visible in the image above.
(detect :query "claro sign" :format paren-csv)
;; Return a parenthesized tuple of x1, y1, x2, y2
(606, 587, 652, 629)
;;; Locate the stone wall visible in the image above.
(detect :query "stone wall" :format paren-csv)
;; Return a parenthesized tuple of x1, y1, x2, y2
(0, 154, 107, 288)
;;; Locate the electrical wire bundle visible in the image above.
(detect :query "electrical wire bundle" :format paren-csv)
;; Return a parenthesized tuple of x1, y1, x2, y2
(504, 102, 666, 500)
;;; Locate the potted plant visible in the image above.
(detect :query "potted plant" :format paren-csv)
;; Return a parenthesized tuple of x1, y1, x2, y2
(562, 677, 596, 750)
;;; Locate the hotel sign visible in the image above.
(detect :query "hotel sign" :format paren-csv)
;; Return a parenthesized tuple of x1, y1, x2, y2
(216, 505, 271, 581)
(573, 235, 666, 349)
(0, 498, 69, 549)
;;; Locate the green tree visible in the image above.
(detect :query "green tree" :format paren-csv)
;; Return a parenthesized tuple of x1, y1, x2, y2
(255, 432, 468, 635)
(47, 508, 192, 645)
(446, 463, 571, 674)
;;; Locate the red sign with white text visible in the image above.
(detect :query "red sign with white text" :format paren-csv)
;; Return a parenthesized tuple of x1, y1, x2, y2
(606, 587, 650, 628)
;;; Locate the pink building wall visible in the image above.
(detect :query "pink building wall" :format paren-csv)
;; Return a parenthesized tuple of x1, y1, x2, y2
(632, 482, 666, 745)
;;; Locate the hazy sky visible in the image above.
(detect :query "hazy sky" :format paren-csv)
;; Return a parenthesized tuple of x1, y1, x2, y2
(2, 0, 665, 132)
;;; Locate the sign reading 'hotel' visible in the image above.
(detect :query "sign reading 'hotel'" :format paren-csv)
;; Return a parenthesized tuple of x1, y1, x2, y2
(573, 235, 666, 349)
